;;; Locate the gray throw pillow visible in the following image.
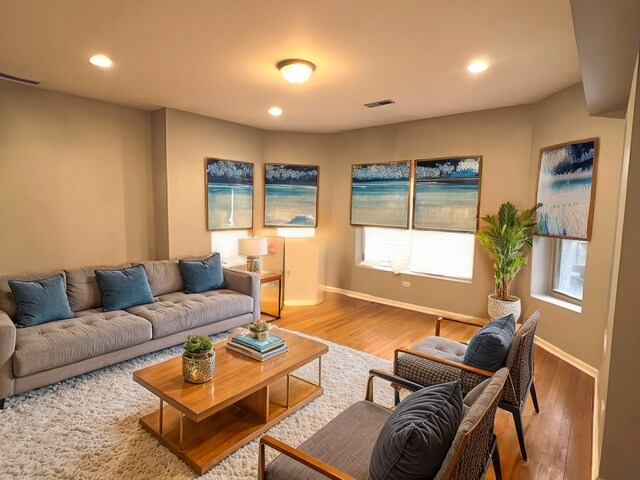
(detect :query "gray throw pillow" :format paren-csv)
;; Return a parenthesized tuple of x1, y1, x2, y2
(369, 381, 463, 480)
(463, 314, 515, 371)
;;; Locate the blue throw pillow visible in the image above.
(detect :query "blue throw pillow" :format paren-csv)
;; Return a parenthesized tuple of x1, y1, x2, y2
(95, 265, 154, 312)
(463, 314, 515, 371)
(370, 381, 463, 480)
(9, 274, 74, 328)
(178, 253, 226, 294)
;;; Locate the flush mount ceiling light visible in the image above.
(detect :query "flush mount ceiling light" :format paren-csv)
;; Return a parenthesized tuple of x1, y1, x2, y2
(276, 59, 316, 84)
(467, 60, 489, 73)
(268, 106, 283, 116)
(89, 54, 112, 68)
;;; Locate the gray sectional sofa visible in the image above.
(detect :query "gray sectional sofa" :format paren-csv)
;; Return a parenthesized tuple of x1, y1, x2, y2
(0, 260, 260, 408)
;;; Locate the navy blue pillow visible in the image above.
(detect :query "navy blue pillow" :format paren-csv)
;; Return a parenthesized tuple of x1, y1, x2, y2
(370, 381, 464, 480)
(8, 274, 74, 328)
(463, 314, 515, 371)
(178, 253, 226, 294)
(95, 265, 154, 312)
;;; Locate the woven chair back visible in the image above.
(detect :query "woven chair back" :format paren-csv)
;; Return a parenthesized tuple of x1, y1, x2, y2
(502, 311, 540, 406)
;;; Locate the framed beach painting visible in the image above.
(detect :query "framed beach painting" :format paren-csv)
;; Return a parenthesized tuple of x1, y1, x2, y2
(350, 161, 410, 228)
(264, 163, 319, 227)
(413, 156, 482, 233)
(535, 138, 599, 240)
(205, 158, 254, 230)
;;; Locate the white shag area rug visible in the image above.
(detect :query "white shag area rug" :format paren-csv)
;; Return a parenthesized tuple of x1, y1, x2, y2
(0, 329, 393, 479)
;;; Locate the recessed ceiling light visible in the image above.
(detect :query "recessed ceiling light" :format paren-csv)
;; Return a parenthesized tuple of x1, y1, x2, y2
(277, 59, 316, 84)
(467, 61, 489, 73)
(89, 54, 112, 68)
(268, 106, 283, 117)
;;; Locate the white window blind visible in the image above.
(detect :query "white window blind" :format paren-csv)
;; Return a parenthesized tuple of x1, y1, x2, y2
(362, 227, 474, 279)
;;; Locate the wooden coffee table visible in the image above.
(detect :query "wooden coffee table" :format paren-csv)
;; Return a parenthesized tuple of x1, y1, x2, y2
(132, 328, 328, 475)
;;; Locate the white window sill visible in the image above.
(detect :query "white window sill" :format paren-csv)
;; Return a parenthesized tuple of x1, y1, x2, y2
(531, 293, 582, 313)
(356, 263, 472, 284)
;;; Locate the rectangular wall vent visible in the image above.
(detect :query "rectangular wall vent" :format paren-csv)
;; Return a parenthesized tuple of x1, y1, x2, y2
(364, 99, 395, 108)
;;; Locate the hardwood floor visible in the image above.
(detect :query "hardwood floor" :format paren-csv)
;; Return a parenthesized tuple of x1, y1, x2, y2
(273, 293, 594, 480)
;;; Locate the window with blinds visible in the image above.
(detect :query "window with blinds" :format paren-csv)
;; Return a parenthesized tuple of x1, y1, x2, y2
(361, 227, 475, 280)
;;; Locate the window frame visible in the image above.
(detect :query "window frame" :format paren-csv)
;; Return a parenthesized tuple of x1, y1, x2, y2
(550, 238, 586, 305)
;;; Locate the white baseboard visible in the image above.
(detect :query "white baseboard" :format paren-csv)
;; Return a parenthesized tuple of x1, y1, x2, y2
(321, 284, 601, 478)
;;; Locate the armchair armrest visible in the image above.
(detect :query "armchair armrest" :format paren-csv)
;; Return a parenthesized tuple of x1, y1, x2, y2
(394, 348, 495, 379)
(365, 368, 424, 402)
(435, 315, 487, 336)
(259, 435, 355, 480)
(222, 268, 261, 321)
(0, 311, 16, 400)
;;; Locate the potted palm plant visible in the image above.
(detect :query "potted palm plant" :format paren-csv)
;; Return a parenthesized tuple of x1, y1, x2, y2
(182, 335, 215, 383)
(475, 202, 540, 321)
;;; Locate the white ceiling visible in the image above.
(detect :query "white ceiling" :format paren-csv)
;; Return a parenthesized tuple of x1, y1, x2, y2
(0, 0, 581, 133)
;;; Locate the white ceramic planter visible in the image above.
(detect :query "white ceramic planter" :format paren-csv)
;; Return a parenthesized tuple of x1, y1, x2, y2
(488, 294, 521, 321)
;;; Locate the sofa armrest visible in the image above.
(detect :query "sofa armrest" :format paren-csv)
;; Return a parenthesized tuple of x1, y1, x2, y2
(223, 268, 261, 321)
(0, 310, 16, 400)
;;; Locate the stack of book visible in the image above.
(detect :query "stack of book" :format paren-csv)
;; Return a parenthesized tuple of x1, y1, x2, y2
(226, 332, 288, 361)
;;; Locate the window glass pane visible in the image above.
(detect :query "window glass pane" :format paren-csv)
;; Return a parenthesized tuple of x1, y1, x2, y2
(553, 239, 588, 301)
(361, 227, 474, 279)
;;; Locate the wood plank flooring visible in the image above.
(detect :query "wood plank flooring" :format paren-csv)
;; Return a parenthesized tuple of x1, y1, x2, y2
(272, 293, 594, 480)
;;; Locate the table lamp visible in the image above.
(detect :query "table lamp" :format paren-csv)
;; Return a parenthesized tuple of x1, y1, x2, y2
(238, 237, 268, 272)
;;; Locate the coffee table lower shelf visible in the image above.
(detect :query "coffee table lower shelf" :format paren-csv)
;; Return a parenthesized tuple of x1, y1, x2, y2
(139, 375, 322, 475)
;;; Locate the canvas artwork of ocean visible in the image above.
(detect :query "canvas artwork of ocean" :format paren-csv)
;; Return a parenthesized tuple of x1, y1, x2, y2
(351, 162, 410, 228)
(206, 159, 254, 229)
(536, 140, 597, 239)
(264, 164, 318, 227)
(413, 157, 480, 232)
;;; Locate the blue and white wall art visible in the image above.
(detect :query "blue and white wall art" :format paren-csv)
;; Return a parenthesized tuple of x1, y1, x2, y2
(351, 161, 410, 228)
(535, 139, 598, 240)
(413, 157, 481, 233)
(206, 158, 254, 230)
(264, 164, 319, 227)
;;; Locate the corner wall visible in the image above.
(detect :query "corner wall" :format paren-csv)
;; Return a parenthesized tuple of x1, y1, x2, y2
(0, 81, 155, 274)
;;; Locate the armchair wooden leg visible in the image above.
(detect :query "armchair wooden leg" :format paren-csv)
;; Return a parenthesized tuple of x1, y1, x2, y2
(394, 389, 400, 406)
(491, 436, 502, 480)
(258, 440, 267, 480)
(511, 408, 528, 461)
(530, 382, 540, 413)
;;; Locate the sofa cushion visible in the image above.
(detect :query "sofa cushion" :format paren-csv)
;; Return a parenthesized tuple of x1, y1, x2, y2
(266, 400, 391, 480)
(140, 260, 184, 297)
(95, 265, 154, 312)
(463, 314, 515, 372)
(13, 310, 152, 377)
(0, 270, 66, 320)
(65, 264, 131, 312)
(127, 289, 253, 339)
(9, 275, 74, 328)
(369, 381, 464, 480)
(178, 253, 226, 294)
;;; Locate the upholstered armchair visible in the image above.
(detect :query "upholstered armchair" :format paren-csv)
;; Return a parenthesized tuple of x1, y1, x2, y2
(394, 310, 540, 460)
(259, 368, 508, 480)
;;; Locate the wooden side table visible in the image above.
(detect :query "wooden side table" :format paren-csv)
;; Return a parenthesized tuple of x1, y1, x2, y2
(260, 272, 282, 320)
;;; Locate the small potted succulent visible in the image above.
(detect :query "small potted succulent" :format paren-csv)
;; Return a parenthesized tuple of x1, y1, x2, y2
(248, 320, 270, 340)
(182, 335, 215, 383)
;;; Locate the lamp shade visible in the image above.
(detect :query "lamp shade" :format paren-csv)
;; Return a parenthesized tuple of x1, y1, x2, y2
(238, 237, 268, 256)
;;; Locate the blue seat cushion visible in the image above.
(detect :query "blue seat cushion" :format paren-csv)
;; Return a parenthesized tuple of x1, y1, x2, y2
(178, 253, 226, 294)
(95, 265, 154, 312)
(463, 314, 515, 371)
(369, 381, 463, 480)
(9, 274, 74, 328)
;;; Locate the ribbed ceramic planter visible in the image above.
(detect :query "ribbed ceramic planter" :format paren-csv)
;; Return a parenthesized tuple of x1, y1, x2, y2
(182, 350, 216, 383)
(488, 294, 521, 321)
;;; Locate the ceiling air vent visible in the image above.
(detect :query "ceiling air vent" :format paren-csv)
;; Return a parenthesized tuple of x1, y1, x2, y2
(364, 99, 395, 108)
(0, 72, 41, 86)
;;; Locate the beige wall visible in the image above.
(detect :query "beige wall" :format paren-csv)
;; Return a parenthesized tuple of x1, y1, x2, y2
(163, 108, 264, 258)
(522, 84, 626, 367)
(0, 81, 155, 274)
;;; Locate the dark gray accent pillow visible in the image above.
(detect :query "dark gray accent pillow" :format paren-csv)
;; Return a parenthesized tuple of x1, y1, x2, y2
(369, 381, 464, 480)
(8, 274, 74, 328)
(178, 253, 226, 294)
(463, 314, 515, 371)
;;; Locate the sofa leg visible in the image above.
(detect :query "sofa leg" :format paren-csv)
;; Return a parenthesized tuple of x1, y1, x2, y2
(530, 382, 540, 413)
(0, 398, 4, 410)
